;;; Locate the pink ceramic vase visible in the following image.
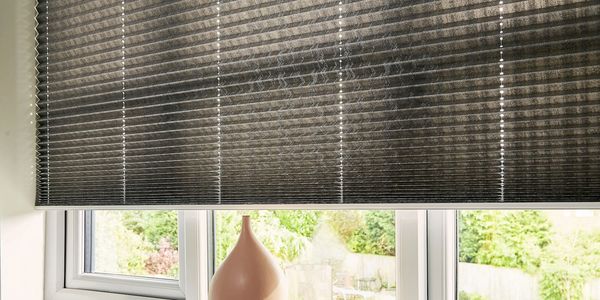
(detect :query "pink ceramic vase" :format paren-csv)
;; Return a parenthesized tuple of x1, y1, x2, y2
(209, 215, 288, 300)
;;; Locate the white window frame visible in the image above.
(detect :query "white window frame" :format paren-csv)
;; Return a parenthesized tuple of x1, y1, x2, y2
(46, 209, 454, 300)
(395, 210, 457, 300)
(396, 210, 428, 300)
(427, 210, 458, 300)
(45, 210, 210, 300)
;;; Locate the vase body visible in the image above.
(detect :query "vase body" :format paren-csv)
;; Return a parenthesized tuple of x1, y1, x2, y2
(209, 216, 288, 300)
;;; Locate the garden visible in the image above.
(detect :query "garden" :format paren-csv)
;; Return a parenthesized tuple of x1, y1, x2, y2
(93, 210, 600, 300)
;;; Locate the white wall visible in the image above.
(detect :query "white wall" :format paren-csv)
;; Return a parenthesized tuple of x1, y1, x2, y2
(0, 0, 45, 299)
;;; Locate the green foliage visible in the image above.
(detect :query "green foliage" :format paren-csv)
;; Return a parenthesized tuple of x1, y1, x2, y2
(459, 210, 600, 300)
(539, 264, 586, 300)
(98, 211, 180, 277)
(327, 211, 364, 242)
(539, 230, 600, 300)
(121, 211, 179, 250)
(348, 211, 396, 256)
(458, 210, 551, 273)
(273, 210, 322, 238)
(215, 211, 321, 266)
(214, 211, 239, 267)
(103, 209, 399, 281)
(216, 210, 397, 268)
(328, 211, 396, 256)
(94, 211, 155, 277)
(116, 231, 152, 276)
(458, 291, 488, 300)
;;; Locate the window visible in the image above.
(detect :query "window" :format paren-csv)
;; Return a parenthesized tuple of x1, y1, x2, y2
(49, 211, 206, 300)
(457, 210, 600, 300)
(86, 211, 180, 279)
(46, 209, 600, 300)
(46, 210, 428, 300)
(213, 210, 397, 300)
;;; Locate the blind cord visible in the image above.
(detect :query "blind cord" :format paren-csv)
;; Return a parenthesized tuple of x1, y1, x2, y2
(121, 0, 127, 203)
(45, 0, 51, 205)
(338, 0, 345, 203)
(216, 0, 222, 204)
(499, 0, 506, 202)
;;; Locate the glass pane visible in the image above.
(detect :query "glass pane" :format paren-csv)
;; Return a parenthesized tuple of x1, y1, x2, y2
(458, 210, 600, 300)
(214, 210, 397, 300)
(88, 210, 180, 280)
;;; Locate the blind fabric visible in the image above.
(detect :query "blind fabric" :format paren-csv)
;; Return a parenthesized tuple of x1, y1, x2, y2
(36, 0, 600, 206)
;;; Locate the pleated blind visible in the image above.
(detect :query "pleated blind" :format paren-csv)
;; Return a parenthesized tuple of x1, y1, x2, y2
(35, 0, 600, 206)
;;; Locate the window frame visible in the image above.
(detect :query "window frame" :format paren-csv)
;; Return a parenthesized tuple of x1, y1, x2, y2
(208, 210, 431, 300)
(46, 209, 454, 300)
(427, 210, 458, 300)
(66, 210, 185, 299)
(396, 210, 429, 300)
(45, 210, 210, 300)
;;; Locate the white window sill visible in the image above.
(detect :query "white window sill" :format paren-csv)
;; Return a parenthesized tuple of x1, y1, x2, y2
(46, 288, 169, 300)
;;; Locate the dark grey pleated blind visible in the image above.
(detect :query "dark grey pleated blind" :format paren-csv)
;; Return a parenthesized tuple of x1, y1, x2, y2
(35, 0, 600, 206)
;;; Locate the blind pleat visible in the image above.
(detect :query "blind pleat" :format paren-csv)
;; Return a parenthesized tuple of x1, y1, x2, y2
(502, 2, 599, 202)
(36, 0, 600, 206)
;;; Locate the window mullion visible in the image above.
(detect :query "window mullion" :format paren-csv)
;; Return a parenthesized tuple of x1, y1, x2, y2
(180, 210, 210, 300)
(396, 210, 428, 300)
(427, 210, 457, 300)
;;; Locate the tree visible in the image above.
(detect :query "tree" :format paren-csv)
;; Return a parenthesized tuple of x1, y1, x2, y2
(122, 211, 179, 249)
(273, 210, 322, 238)
(214, 211, 321, 266)
(328, 211, 396, 256)
(539, 230, 600, 300)
(119, 211, 179, 277)
(458, 210, 552, 273)
(458, 210, 600, 300)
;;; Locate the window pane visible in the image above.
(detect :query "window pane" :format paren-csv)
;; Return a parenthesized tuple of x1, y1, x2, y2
(87, 210, 179, 280)
(458, 210, 600, 300)
(214, 210, 396, 300)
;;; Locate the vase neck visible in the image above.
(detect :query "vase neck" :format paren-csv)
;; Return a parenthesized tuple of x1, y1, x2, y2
(241, 215, 251, 235)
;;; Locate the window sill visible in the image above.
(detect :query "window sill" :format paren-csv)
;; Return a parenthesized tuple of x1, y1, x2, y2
(47, 288, 170, 300)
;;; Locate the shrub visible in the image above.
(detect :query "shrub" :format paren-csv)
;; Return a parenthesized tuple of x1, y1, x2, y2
(539, 264, 586, 300)
(214, 211, 320, 266)
(458, 210, 551, 273)
(458, 291, 488, 300)
(122, 211, 179, 249)
(273, 210, 322, 238)
(459, 211, 600, 300)
(144, 238, 179, 277)
(328, 211, 396, 256)
(539, 229, 600, 299)
(117, 211, 179, 277)
(326, 210, 364, 242)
